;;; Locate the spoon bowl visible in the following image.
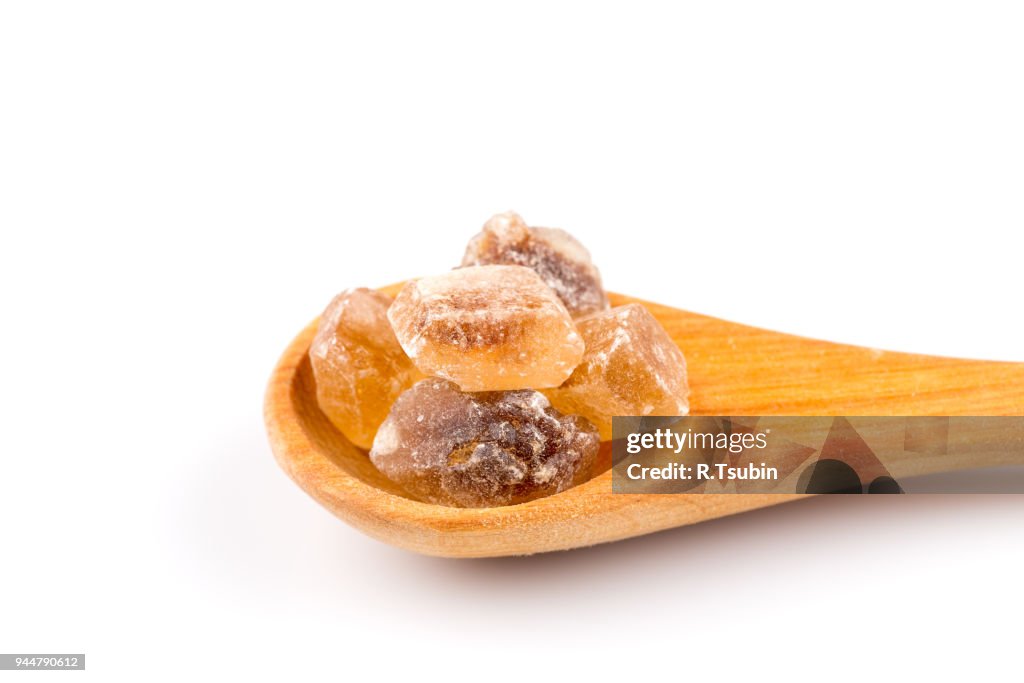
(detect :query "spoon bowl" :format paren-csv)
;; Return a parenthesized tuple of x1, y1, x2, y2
(264, 285, 1024, 557)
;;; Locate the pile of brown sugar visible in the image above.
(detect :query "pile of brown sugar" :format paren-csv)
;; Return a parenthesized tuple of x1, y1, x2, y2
(309, 212, 690, 507)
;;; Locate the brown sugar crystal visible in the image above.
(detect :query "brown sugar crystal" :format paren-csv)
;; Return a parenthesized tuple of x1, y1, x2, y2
(369, 378, 600, 507)
(309, 288, 422, 449)
(461, 212, 610, 317)
(543, 304, 690, 440)
(387, 265, 584, 391)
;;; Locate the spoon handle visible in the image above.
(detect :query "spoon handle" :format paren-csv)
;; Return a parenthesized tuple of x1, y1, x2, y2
(887, 416, 1024, 477)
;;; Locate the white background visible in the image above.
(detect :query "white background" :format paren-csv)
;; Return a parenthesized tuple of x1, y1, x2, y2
(2, 1, 1023, 681)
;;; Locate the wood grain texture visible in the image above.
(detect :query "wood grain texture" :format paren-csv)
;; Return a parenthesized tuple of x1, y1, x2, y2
(264, 287, 1024, 557)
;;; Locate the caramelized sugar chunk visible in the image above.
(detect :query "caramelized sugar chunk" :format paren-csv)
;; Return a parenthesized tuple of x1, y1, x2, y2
(461, 212, 609, 317)
(543, 304, 689, 440)
(309, 288, 421, 449)
(387, 265, 584, 391)
(369, 379, 600, 507)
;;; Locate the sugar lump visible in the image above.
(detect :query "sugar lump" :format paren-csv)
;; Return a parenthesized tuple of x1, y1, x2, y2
(370, 378, 600, 507)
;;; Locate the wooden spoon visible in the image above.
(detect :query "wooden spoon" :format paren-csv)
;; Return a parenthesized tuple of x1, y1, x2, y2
(264, 285, 1024, 557)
